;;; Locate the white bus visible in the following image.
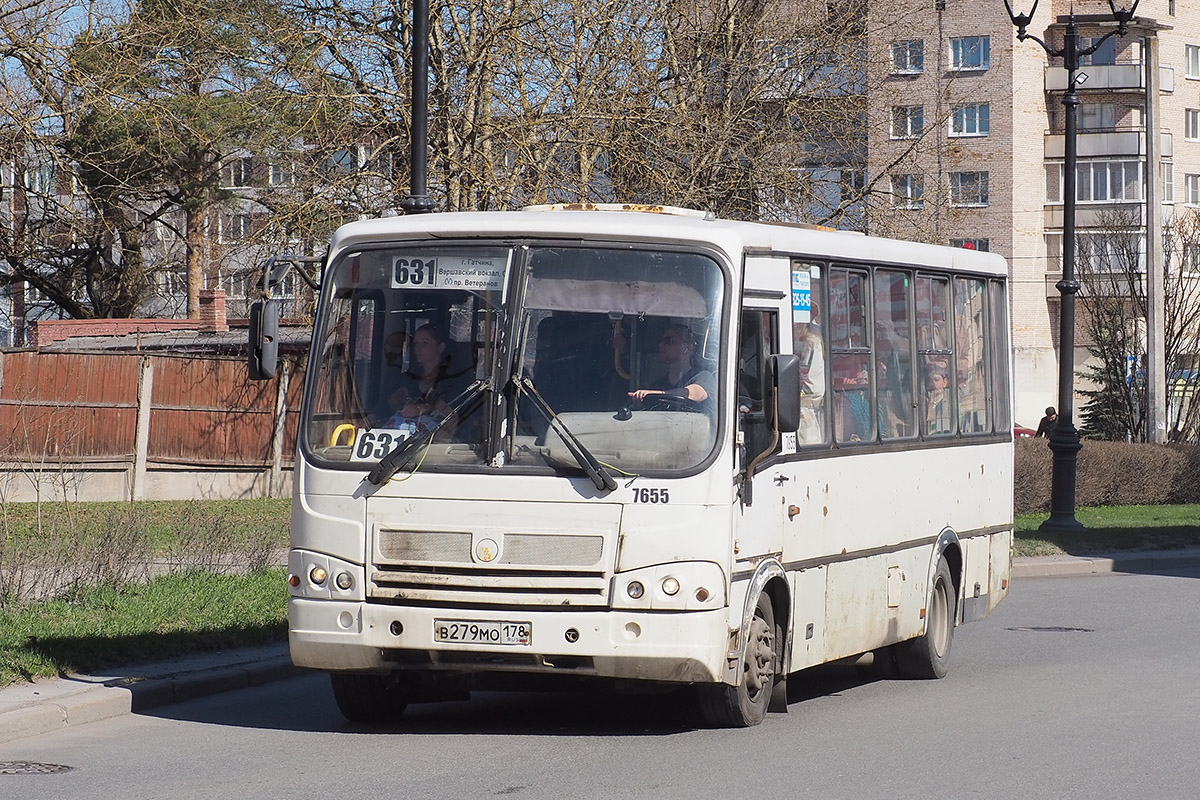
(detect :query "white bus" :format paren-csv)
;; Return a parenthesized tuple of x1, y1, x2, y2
(251, 205, 1013, 727)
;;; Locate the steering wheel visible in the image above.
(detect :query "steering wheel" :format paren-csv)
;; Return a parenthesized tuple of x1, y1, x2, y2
(638, 393, 698, 413)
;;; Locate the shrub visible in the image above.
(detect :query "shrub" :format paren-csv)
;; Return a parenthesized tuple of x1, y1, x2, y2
(1015, 438, 1200, 513)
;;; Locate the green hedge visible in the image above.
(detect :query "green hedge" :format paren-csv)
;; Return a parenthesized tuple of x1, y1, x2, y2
(1015, 438, 1200, 514)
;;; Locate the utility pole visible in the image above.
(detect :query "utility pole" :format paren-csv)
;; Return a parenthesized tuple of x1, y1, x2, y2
(1144, 34, 1167, 443)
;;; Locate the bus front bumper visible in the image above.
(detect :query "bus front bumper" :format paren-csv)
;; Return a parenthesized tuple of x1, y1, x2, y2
(289, 598, 732, 685)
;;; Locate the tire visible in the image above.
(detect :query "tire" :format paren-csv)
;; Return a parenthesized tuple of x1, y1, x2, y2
(329, 672, 410, 723)
(699, 592, 778, 727)
(895, 556, 956, 679)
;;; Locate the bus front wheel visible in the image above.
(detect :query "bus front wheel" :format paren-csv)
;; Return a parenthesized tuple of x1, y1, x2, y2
(699, 592, 777, 727)
(895, 556, 956, 679)
(330, 672, 410, 723)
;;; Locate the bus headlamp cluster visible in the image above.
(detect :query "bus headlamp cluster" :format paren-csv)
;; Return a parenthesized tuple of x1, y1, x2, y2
(614, 562, 726, 611)
(287, 550, 364, 601)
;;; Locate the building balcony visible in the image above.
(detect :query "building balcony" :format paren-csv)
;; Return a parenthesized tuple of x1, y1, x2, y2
(1043, 201, 1144, 231)
(1045, 64, 1174, 93)
(1044, 129, 1172, 159)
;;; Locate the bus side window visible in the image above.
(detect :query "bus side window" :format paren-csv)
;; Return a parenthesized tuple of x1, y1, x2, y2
(829, 268, 875, 444)
(917, 275, 955, 437)
(738, 309, 778, 459)
(792, 263, 828, 446)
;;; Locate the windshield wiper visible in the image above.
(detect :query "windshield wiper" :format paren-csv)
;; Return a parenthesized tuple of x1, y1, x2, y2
(367, 379, 488, 486)
(517, 376, 617, 492)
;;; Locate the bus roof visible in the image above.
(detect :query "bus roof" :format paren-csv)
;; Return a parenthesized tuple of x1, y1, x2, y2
(328, 209, 1008, 277)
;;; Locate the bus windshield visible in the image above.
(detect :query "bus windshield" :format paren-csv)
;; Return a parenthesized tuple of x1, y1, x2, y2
(302, 242, 725, 475)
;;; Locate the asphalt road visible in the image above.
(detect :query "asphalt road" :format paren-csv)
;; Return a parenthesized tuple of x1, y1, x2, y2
(2, 566, 1197, 800)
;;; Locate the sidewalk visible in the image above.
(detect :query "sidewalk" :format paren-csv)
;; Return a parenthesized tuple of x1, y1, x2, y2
(2, 549, 1198, 746)
(0, 643, 301, 746)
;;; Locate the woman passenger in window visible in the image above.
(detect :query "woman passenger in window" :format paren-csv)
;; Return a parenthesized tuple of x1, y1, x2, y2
(381, 324, 467, 435)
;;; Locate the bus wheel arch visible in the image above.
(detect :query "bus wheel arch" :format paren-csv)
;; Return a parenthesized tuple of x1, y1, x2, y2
(699, 565, 789, 726)
(895, 548, 959, 680)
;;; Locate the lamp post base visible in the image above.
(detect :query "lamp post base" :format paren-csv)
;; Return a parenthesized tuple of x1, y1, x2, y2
(1038, 423, 1086, 532)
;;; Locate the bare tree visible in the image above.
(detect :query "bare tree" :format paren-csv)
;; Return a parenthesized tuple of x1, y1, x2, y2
(1076, 206, 1200, 442)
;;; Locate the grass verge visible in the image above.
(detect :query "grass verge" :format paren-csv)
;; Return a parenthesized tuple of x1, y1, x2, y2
(1015, 504, 1200, 557)
(0, 568, 288, 687)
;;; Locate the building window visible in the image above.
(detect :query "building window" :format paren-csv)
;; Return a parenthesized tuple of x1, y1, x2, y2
(840, 169, 866, 202)
(891, 174, 924, 209)
(325, 148, 358, 174)
(1184, 243, 1200, 274)
(950, 238, 990, 252)
(1081, 36, 1117, 66)
(1045, 163, 1063, 203)
(1186, 109, 1200, 141)
(220, 214, 252, 242)
(223, 157, 252, 187)
(1186, 44, 1200, 78)
(892, 40, 924, 74)
(950, 36, 990, 71)
(221, 272, 249, 298)
(1077, 160, 1142, 202)
(891, 106, 924, 139)
(269, 162, 295, 186)
(161, 271, 188, 296)
(1186, 174, 1200, 205)
(950, 103, 990, 137)
(1045, 233, 1063, 272)
(1077, 231, 1143, 273)
(949, 171, 989, 207)
(1046, 161, 1144, 203)
(1080, 103, 1117, 132)
(1164, 162, 1174, 202)
(24, 164, 55, 194)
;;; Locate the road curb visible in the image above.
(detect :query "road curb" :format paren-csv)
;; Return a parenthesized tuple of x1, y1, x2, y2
(1012, 551, 1200, 579)
(0, 654, 303, 746)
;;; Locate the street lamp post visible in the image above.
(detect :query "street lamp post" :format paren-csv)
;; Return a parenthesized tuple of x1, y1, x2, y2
(401, 0, 436, 215)
(1004, 0, 1139, 532)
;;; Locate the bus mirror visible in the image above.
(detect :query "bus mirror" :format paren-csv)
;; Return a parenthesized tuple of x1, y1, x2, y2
(248, 300, 280, 380)
(768, 354, 801, 433)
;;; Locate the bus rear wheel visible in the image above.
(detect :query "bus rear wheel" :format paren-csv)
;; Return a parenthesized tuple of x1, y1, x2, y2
(330, 672, 410, 723)
(895, 556, 956, 679)
(699, 592, 777, 727)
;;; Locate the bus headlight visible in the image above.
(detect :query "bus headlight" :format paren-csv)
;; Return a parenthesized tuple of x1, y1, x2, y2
(288, 550, 365, 601)
(611, 562, 726, 611)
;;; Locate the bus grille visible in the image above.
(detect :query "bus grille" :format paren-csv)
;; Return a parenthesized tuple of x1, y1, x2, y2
(370, 529, 609, 607)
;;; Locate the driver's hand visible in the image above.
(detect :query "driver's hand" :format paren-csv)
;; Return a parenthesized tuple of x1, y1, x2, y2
(628, 389, 661, 403)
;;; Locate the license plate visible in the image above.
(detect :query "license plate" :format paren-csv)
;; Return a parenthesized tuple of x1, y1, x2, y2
(434, 619, 532, 646)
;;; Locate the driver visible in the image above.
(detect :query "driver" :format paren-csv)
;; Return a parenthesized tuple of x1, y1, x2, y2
(628, 324, 715, 409)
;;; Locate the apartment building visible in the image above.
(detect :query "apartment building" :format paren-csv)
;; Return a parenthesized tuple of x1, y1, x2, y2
(867, 0, 1200, 428)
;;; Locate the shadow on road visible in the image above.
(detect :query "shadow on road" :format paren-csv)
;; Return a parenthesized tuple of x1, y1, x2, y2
(144, 659, 893, 737)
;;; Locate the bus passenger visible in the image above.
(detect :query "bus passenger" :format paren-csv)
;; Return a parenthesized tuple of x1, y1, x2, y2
(924, 366, 952, 435)
(628, 324, 715, 410)
(793, 320, 825, 443)
(380, 324, 467, 435)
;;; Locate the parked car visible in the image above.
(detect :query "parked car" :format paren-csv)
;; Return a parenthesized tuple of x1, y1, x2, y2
(1014, 424, 1037, 438)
